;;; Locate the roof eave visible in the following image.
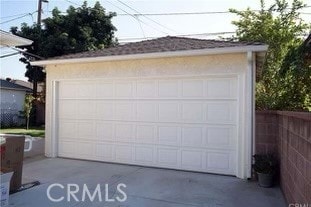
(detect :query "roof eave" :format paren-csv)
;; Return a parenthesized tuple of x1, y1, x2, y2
(31, 45, 268, 66)
(0, 86, 32, 92)
(0, 31, 33, 47)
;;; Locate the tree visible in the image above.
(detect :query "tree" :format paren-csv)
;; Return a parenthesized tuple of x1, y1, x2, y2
(11, 1, 117, 95)
(10, 25, 46, 98)
(279, 35, 311, 110)
(24, 94, 35, 130)
(230, 0, 310, 110)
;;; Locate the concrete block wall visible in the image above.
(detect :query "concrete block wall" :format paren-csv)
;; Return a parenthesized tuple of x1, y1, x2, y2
(255, 111, 311, 205)
(255, 111, 278, 154)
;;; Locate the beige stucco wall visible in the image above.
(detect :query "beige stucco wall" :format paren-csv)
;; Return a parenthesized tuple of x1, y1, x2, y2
(46, 53, 247, 80)
(44, 52, 252, 178)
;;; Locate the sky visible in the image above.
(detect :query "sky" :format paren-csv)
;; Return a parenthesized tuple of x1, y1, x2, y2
(0, 0, 310, 81)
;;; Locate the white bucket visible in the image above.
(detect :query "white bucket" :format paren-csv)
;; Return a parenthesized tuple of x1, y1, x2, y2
(0, 134, 33, 152)
(0, 172, 13, 207)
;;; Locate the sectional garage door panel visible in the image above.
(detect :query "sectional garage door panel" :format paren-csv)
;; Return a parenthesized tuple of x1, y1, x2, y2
(57, 76, 239, 175)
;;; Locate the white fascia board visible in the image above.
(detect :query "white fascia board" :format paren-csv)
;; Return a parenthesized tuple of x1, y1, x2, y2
(0, 31, 33, 46)
(31, 45, 268, 66)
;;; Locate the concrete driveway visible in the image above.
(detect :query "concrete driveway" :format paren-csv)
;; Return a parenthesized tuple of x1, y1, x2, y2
(10, 150, 286, 207)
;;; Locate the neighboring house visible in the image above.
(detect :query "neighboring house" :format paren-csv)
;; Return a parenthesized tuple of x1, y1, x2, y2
(0, 79, 32, 126)
(32, 36, 267, 179)
(10, 79, 33, 90)
(11, 79, 44, 95)
(0, 31, 46, 125)
(11, 79, 46, 125)
(0, 29, 32, 47)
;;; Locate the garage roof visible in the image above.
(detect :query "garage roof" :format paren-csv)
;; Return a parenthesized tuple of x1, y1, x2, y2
(32, 36, 268, 66)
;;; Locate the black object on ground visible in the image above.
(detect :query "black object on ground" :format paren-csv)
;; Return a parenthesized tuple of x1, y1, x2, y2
(10, 181, 40, 194)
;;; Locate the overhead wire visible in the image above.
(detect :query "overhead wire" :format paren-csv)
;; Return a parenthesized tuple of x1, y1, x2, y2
(101, 0, 170, 35)
(116, 5, 311, 16)
(63, 0, 82, 7)
(2, 2, 309, 39)
(2, 3, 310, 25)
(115, 0, 178, 33)
(46, 8, 311, 16)
(0, 11, 38, 25)
(1, 12, 35, 19)
(45, 7, 239, 40)
(118, 31, 237, 42)
(4, 1, 306, 24)
(63, 0, 168, 36)
(118, 11, 247, 16)
(137, 18, 146, 39)
(118, 31, 311, 42)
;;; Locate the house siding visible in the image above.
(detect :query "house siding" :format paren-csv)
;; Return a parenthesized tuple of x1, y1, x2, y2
(0, 89, 26, 126)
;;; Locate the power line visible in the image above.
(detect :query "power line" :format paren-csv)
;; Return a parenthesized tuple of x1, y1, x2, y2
(103, 0, 169, 35)
(118, 11, 241, 16)
(1, 12, 35, 19)
(0, 11, 37, 25)
(64, 0, 82, 7)
(137, 17, 146, 39)
(115, 0, 177, 34)
(118, 31, 311, 42)
(177, 31, 236, 37)
(47, 7, 311, 17)
(47, 9, 311, 16)
(116, 5, 311, 16)
(63, 0, 169, 35)
(3, 3, 311, 22)
(118, 31, 236, 42)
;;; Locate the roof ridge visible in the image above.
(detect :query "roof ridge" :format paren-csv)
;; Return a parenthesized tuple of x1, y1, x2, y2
(46, 36, 266, 61)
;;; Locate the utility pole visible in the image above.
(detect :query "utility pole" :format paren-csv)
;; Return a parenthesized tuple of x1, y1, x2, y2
(33, 0, 48, 126)
(34, 0, 48, 98)
(37, 0, 48, 25)
(37, 0, 42, 25)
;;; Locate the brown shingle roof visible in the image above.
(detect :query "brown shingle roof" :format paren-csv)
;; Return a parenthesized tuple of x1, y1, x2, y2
(51, 36, 264, 60)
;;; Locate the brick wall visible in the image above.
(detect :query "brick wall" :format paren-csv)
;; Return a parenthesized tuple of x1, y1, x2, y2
(255, 111, 311, 204)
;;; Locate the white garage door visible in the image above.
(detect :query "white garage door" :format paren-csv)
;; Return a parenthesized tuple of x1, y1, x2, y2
(57, 75, 238, 175)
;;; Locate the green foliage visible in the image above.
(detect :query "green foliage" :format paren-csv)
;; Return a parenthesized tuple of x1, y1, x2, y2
(230, 0, 311, 111)
(279, 41, 311, 111)
(24, 94, 35, 130)
(253, 154, 277, 174)
(0, 127, 45, 137)
(10, 1, 117, 82)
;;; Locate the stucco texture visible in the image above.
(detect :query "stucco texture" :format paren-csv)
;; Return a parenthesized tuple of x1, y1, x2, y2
(45, 53, 247, 80)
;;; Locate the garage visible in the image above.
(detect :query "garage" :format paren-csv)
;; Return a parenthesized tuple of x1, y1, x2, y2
(32, 36, 267, 179)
